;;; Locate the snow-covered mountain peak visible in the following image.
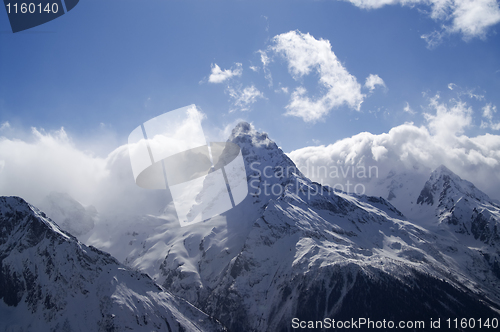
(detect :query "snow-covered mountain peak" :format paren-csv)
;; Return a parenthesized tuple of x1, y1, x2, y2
(227, 122, 305, 206)
(0, 196, 74, 247)
(415, 165, 500, 245)
(228, 121, 272, 152)
(429, 164, 470, 188)
(229, 122, 298, 170)
(433, 164, 454, 175)
(417, 164, 493, 207)
(229, 121, 264, 141)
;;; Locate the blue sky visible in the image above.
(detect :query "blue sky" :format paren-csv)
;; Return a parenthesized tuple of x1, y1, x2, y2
(1, 0, 499, 151)
(1, 0, 500, 207)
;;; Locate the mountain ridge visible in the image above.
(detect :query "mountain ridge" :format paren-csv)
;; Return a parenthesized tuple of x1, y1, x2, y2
(83, 122, 499, 331)
(415, 164, 500, 245)
(0, 196, 225, 332)
(5, 122, 500, 331)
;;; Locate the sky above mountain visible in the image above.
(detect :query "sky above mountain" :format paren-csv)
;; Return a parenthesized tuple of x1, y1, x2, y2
(1, 0, 500, 210)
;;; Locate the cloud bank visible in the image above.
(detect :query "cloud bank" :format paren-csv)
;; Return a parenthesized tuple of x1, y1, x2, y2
(289, 94, 500, 202)
(0, 127, 168, 219)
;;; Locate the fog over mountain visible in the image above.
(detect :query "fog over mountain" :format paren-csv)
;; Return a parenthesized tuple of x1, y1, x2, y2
(1, 122, 500, 331)
(289, 95, 500, 212)
(2, 0, 500, 329)
(4, 123, 495, 329)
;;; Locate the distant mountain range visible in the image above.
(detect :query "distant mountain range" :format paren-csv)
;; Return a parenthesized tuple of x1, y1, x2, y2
(1, 122, 500, 331)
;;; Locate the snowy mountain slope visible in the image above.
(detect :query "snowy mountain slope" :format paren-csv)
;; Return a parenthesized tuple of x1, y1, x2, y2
(83, 122, 304, 294)
(310, 162, 500, 299)
(80, 122, 500, 331)
(88, 123, 498, 329)
(372, 166, 431, 218)
(407, 165, 500, 298)
(415, 165, 500, 244)
(0, 196, 225, 332)
(183, 174, 500, 331)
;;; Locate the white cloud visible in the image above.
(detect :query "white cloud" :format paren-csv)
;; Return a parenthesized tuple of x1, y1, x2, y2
(404, 102, 415, 114)
(448, 0, 500, 37)
(445, 83, 484, 100)
(258, 50, 270, 67)
(257, 50, 273, 86)
(0, 121, 10, 131)
(343, 0, 500, 46)
(289, 96, 500, 203)
(228, 85, 265, 112)
(219, 118, 251, 141)
(364, 74, 386, 92)
(208, 63, 243, 83)
(480, 103, 500, 130)
(270, 31, 365, 122)
(421, 30, 445, 49)
(0, 127, 167, 218)
(262, 15, 269, 32)
(311, 138, 321, 145)
(463, 89, 485, 101)
(483, 103, 496, 120)
(249, 66, 260, 72)
(424, 94, 473, 139)
(275, 87, 289, 94)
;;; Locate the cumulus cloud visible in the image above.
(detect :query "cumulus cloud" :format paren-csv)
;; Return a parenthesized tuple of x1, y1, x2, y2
(342, 0, 500, 46)
(446, 0, 500, 37)
(270, 30, 365, 122)
(208, 63, 243, 83)
(364, 74, 386, 92)
(227, 85, 265, 112)
(424, 94, 473, 139)
(289, 96, 500, 206)
(0, 122, 10, 131)
(208, 31, 380, 120)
